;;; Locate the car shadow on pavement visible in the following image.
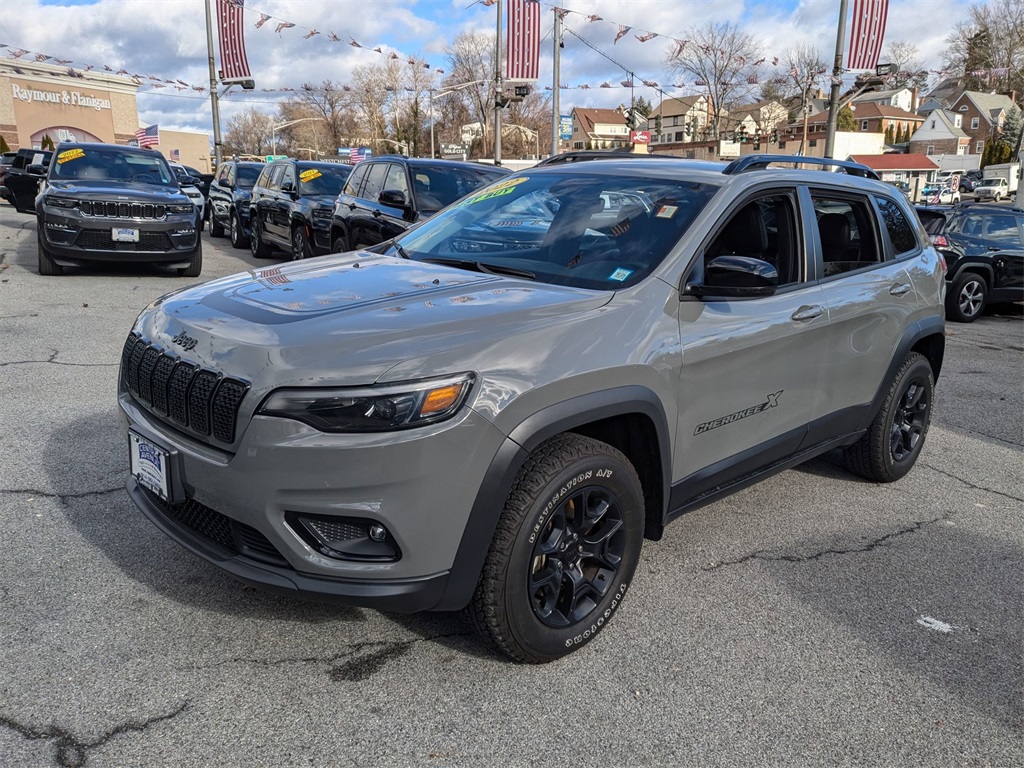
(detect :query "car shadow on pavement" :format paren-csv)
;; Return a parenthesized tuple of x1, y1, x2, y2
(769, 523, 1023, 731)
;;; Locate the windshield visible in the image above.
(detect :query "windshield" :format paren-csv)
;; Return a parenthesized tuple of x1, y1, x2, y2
(411, 164, 509, 212)
(391, 170, 718, 290)
(236, 165, 262, 188)
(297, 165, 351, 196)
(50, 147, 176, 185)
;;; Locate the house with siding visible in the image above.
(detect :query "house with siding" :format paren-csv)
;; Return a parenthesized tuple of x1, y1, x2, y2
(908, 109, 970, 158)
(569, 107, 632, 150)
(947, 91, 1019, 156)
(645, 95, 713, 146)
(850, 102, 924, 137)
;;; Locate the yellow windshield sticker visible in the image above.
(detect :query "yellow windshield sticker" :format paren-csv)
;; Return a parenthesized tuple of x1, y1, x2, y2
(57, 148, 85, 164)
(299, 169, 322, 182)
(467, 185, 517, 205)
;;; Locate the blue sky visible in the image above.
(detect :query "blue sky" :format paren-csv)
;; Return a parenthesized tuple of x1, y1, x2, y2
(8, 0, 968, 132)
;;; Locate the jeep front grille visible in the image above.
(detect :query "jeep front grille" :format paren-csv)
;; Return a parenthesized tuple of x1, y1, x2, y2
(80, 200, 166, 219)
(121, 333, 249, 444)
(75, 230, 175, 252)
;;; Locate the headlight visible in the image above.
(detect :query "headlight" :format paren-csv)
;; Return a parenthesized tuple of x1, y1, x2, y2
(169, 204, 195, 214)
(312, 206, 332, 220)
(47, 197, 77, 209)
(257, 373, 474, 432)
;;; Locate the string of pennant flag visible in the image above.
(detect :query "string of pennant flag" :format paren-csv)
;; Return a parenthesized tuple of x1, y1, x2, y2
(0, 0, 1000, 101)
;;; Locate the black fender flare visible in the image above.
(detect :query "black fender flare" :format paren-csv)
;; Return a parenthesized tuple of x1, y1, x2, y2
(435, 386, 672, 610)
(948, 260, 995, 287)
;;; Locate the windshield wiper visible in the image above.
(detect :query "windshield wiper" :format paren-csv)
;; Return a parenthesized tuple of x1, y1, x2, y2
(420, 257, 535, 280)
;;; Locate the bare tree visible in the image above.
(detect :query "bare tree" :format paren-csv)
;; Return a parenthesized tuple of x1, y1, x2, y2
(223, 107, 275, 156)
(665, 22, 762, 138)
(286, 80, 359, 153)
(943, 0, 1024, 97)
(781, 44, 829, 151)
(350, 64, 389, 151)
(444, 31, 498, 156)
(883, 41, 929, 92)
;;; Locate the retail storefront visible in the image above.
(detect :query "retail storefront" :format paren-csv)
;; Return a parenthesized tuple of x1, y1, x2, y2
(0, 60, 142, 150)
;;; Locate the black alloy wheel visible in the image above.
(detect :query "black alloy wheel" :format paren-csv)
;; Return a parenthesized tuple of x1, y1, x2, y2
(250, 219, 272, 259)
(528, 485, 626, 628)
(890, 378, 929, 464)
(843, 351, 934, 482)
(292, 226, 311, 260)
(229, 212, 245, 249)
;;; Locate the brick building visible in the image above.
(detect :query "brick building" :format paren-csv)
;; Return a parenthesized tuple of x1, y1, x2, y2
(908, 110, 970, 158)
(947, 91, 1018, 156)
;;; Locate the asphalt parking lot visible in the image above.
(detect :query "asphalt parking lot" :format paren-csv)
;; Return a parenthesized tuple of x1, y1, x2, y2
(0, 204, 1021, 767)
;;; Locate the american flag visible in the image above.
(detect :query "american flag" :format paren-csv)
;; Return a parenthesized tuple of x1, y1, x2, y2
(350, 147, 367, 164)
(170, 149, 180, 161)
(135, 125, 159, 147)
(505, 0, 540, 82)
(847, 0, 889, 70)
(216, 0, 252, 81)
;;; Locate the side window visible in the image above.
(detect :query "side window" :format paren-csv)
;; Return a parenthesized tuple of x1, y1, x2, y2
(266, 164, 284, 191)
(216, 165, 230, 184)
(280, 164, 296, 191)
(361, 163, 389, 201)
(983, 214, 1023, 245)
(383, 163, 410, 198)
(811, 194, 883, 276)
(342, 164, 368, 196)
(704, 193, 804, 287)
(226, 165, 236, 187)
(874, 196, 918, 256)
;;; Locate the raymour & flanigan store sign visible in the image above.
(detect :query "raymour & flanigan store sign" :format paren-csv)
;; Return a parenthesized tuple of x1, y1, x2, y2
(11, 83, 112, 111)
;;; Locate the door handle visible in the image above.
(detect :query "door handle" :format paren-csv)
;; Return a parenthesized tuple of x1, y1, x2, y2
(791, 305, 824, 321)
(348, 203, 356, 210)
(889, 282, 911, 296)
(372, 209, 382, 218)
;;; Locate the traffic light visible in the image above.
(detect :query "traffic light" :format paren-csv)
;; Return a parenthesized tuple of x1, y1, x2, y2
(770, 130, 779, 143)
(625, 110, 637, 131)
(655, 115, 663, 135)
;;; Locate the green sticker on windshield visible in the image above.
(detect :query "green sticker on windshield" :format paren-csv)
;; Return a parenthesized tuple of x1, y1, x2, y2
(608, 268, 633, 282)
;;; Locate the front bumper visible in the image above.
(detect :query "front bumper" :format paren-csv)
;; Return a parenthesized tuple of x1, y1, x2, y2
(41, 213, 199, 266)
(118, 390, 506, 612)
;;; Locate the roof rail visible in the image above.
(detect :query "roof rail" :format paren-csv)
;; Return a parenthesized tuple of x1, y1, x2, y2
(722, 154, 880, 180)
(537, 150, 678, 166)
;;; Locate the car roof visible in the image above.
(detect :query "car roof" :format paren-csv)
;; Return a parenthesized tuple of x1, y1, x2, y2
(364, 155, 509, 172)
(54, 141, 166, 159)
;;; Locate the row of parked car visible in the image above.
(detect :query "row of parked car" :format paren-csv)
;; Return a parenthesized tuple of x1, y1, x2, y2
(4, 141, 1021, 326)
(204, 155, 509, 261)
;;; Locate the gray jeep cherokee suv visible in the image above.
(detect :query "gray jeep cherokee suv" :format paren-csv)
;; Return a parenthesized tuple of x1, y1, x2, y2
(118, 154, 945, 662)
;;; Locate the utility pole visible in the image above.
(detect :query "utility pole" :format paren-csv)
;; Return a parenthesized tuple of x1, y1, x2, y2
(491, 0, 499, 165)
(824, 0, 849, 159)
(204, 0, 223, 167)
(552, 8, 562, 156)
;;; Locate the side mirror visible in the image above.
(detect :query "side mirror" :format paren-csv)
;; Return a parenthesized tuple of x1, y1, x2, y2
(27, 164, 47, 176)
(689, 255, 778, 298)
(379, 189, 408, 208)
(280, 181, 296, 194)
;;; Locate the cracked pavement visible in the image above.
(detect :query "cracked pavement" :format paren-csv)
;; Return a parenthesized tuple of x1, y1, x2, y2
(1, 204, 1022, 766)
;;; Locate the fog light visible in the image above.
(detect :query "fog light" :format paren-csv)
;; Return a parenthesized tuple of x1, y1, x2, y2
(286, 512, 400, 562)
(172, 227, 196, 235)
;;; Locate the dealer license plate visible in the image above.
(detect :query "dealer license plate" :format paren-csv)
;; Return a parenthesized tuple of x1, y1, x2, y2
(129, 431, 170, 501)
(112, 227, 140, 242)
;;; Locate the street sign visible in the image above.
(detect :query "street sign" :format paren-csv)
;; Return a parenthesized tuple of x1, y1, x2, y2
(441, 143, 468, 156)
(630, 130, 651, 144)
(264, 154, 287, 162)
(559, 115, 573, 141)
(875, 62, 898, 76)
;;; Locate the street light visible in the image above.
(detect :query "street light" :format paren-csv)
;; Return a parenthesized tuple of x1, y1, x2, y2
(429, 79, 491, 159)
(379, 138, 410, 156)
(272, 116, 326, 156)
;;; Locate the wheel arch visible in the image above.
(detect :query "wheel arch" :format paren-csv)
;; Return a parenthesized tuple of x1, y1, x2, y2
(949, 260, 994, 286)
(436, 386, 672, 611)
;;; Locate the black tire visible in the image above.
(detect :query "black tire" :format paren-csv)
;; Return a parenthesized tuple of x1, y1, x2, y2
(291, 225, 313, 260)
(209, 211, 225, 237)
(946, 271, 987, 323)
(332, 230, 350, 254)
(37, 233, 63, 276)
(176, 240, 203, 277)
(229, 212, 246, 249)
(843, 352, 934, 483)
(470, 434, 644, 663)
(250, 220, 273, 259)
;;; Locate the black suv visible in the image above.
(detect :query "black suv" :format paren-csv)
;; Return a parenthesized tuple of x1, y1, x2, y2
(207, 159, 264, 248)
(35, 143, 202, 277)
(917, 202, 1024, 322)
(1, 147, 53, 212)
(330, 156, 507, 252)
(248, 159, 352, 260)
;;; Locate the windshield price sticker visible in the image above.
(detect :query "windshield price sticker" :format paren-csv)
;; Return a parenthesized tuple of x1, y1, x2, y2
(57, 148, 85, 164)
(299, 169, 322, 182)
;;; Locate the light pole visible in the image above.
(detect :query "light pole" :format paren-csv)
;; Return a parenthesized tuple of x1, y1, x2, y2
(272, 116, 326, 156)
(429, 79, 491, 159)
(379, 138, 410, 156)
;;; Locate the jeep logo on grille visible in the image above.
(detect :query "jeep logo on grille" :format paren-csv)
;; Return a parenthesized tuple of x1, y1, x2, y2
(172, 330, 198, 351)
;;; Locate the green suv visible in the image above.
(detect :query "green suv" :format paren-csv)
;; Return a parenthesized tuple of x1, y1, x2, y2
(118, 154, 945, 662)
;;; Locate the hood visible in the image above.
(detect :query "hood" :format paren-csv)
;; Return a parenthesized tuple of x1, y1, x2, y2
(134, 252, 611, 390)
(45, 179, 189, 203)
